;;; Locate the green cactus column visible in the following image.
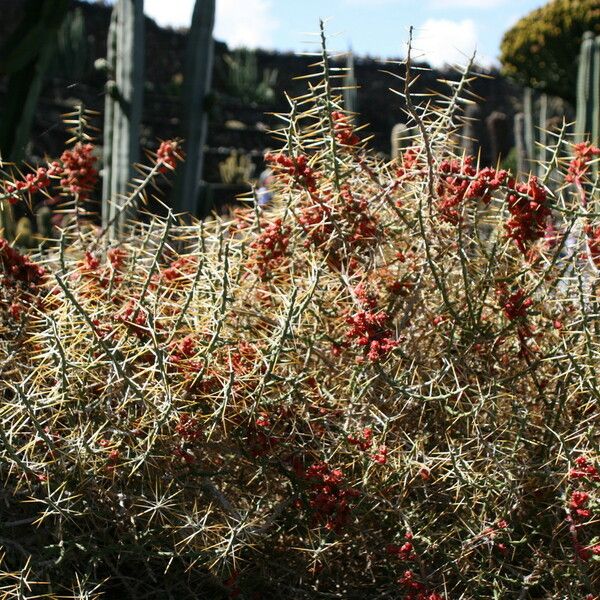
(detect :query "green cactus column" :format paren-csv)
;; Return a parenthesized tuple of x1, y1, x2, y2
(0, 0, 69, 162)
(520, 88, 552, 176)
(343, 50, 358, 118)
(575, 32, 596, 144)
(592, 34, 600, 147)
(461, 103, 483, 159)
(514, 112, 527, 175)
(36, 205, 54, 248)
(537, 93, 548, 177)
(174, 0, 216, 216)
(523, 87, 536, 165)
(391, 123, 416, 159)
(485, 111, 507, 165)
(0, 204, 16, 241)
(593, 35, 600, 178)
(53, 8, 88, 81)
(101, 0, 144, 238)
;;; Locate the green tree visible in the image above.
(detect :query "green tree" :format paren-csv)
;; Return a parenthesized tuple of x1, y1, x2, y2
(500, 0, 600, 104)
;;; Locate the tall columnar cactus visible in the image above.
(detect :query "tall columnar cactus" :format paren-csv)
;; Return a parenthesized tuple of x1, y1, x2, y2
(15, 217, 34, 248)
(36, 205, 54, 247)
(460, 103, 485, 159)
(0, 203, 16, 240)
(514, 112, 527, 175)
(174, 0, 216, 216)
(575, 32, 598, 144)
(538, 93, 548, 177)
(343, 50, 358, 118)
(0, 0, 69, 162)
(101, 0, 144, 237)
(224, 48, 276, 104)
(52, 7, 88, 80)
(485, 111, 508, 165)
(594, 35, 600, 147)
(520, 89, 552, 176)
(523, 87, 535, 162)
(391, 123, 416, 159)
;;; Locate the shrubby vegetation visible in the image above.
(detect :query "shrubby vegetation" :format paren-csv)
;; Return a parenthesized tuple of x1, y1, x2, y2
(0, 28, 599, 599)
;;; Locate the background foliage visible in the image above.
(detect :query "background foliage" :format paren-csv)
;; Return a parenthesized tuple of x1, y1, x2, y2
(500, 0, 600, 103)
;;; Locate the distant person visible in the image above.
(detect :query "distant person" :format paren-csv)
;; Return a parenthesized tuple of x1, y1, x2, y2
(256, 168, 274, 207)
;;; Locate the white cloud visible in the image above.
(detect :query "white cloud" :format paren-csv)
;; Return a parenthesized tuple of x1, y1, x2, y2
(215, 0, 279, 49)
(504, 12, 521, 29)
(342, 0, 400, 4)
(429, 0, 508, 7)
(143, 0, 279, 49)
(145, 0, 195, 29)
(343, 0, 508, 7)
(412, 18, 491, 68)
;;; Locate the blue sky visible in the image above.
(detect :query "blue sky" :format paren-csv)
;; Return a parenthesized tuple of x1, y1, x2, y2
(141, 0, 545, 67)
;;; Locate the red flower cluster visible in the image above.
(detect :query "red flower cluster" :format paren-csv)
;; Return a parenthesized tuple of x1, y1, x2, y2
(299, 461, 359, 532)
(156, 140, 181, 173)
(354, 282, 378, 309)
(171, 335, 196, 360)
(1, 239, 46, 320)
(265, 152, 318, 193)
(114, 299, 149, 339)
(345, 310, 398, 362)
(347, 426, 373, 450)
(496, 285, 534, 342)
(565, 142, 600, 185)
(73, 251, 124, 295)
(245, 413, 279, 458)
(436, 156, 476, 223)
(395, 148, 420, 181)
(331, 111, 360, 147)
(230, 340, 259, 375)
(466, 166, 508, 203)
(297, 194, 334, 248)
(2, 142, 99, 204)
(569, 456, 599, 481)
(372, 445, 388, 464)
(107, 247, 128, 270)
(496, 286, 532, 322)
(175, 413, 203, 443)
(0, 239, 46, 289)
(436, 157, 507, 223)
(4, 167, 52, 204)
(79, 251, 100, 273)
(347, 427, 388, 464)
(296, 184, 377, 257)
(57, 143, 98, 201)
(480, 519, 511, 556)
(566, 456, 598, 561)
(339, 186, 378, 245)
(398, 569, 444, 600)
(162, 256, 197, 283)
(250, 218, 290, 279)
(569, 490, 591, 519)
(169, 335, 205, 376)
(505, 176, 550, 254)
(387, 532, 417, 561)
(90, 317, 113, 340)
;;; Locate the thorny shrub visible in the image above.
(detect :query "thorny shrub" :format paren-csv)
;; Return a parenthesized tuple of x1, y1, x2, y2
(0, 28, 599, 600)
